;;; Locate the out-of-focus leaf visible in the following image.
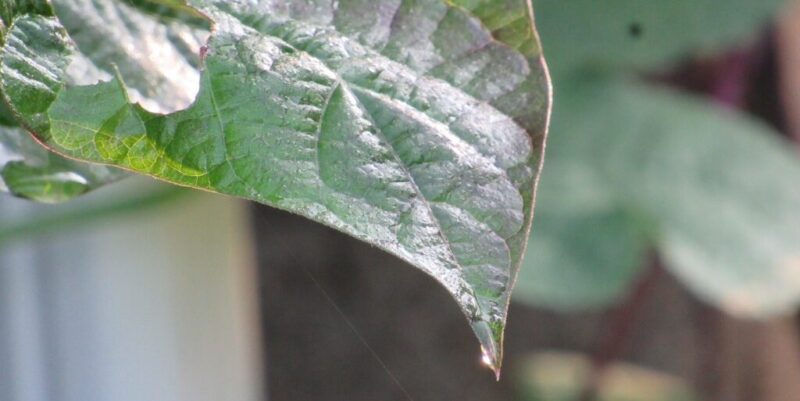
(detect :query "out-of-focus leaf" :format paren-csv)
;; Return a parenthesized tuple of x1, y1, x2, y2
(534, 0, 786, 76)
(0, 0, 551, 371)
(514, 140, 651, 310)
(608, 83, 800, 316)
(518, 351, 699, 401)
(514, 205, 649, 311)
(517, 77, 800, 316)
(514, 1, 800, 315)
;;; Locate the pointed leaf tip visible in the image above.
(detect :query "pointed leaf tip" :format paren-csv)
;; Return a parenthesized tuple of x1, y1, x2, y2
(0, 0, 550, 367)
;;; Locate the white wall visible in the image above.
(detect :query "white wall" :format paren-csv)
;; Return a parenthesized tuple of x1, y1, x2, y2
(0, 179, 264, 401)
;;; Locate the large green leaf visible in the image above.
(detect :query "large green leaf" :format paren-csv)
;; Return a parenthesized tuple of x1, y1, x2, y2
(517, 77, 800, 316)
(0, 0, 550, 371)
(534, 0, 786, 76)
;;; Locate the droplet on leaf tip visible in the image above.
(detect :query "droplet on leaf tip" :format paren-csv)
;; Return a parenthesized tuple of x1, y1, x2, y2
(481, 350, 492, 366)
(480, 346, 501, 381)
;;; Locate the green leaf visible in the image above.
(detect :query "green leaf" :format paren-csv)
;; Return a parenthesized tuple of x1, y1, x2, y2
(516, 77, 800, 316)
(0, 0, 211, 202)
(0, 0, 550, 371)
(0, 101, 124, 202)
(518, 351, 699, 401)
(534, 0, 786, 76)
(514, 136, 650, 310)
(608, 83, 800, 316)
(515, 2, 799, 314)
(514, 204, 649, 311)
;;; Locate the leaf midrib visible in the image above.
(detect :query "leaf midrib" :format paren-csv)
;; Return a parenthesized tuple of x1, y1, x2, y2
(231, 8, 521, 305)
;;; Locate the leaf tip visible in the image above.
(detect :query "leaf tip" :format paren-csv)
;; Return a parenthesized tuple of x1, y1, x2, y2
(473, 319, 503, 380)
(480, 345, 502, 380)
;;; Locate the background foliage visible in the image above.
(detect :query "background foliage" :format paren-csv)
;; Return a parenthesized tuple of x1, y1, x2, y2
(516, 0, 800, 317)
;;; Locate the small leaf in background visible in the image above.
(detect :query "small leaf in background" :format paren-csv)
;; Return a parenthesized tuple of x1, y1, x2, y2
(515, 138, 652, 310)
(608, 82, 800, 316)
(0, 0, 551, 371)
(514, 206, 650, 311)
(517, 351, 699, 401)
(515, 0, 800, 316)
(516, 76, 800, 316)
(533, 0, 787, 76)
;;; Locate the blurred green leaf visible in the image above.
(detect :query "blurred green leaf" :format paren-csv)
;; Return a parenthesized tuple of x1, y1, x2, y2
(515, 206, 649, 311)
(515, 1, 800, 315)
(0, 0, 551, 370)
(517, 77, 800, 316)
(608, 82, 800, 316)
(518, 351, 699, 401)
(534, 0, 786, 76)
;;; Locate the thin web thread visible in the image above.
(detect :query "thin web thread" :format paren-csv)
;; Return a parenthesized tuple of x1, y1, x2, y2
(299, 264, 416, 401)
(256, 210, 414, 401)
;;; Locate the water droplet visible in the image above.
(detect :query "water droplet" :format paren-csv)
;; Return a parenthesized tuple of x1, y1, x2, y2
(480, 345, 501, 381)
(472, 320, 502, 380)
(481, 350, 493, 366)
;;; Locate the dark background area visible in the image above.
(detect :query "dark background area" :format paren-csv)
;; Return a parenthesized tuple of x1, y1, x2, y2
(254, 205, 800, 401)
